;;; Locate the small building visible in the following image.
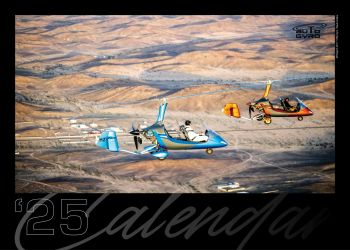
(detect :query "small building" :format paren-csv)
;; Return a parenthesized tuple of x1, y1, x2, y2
(89, 130, 101, 134)
(108, 127, 123, 133)
(69, 119, 77, 124)
(90, 123, 98, 128)
(70, 124, 89, 129)
(78, 124, 89, 129)
(217, 182, 240, 192)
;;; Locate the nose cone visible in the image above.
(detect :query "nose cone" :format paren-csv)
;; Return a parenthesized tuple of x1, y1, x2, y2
(220, 138, 228, 146)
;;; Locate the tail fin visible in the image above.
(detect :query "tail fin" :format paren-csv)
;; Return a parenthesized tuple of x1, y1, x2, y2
(222, 103, 241, 118)
(262, 80, 271, 98)
(96, 130, 119, 152)
(295, 97, 307, 109)
(296, 97, 313, 114)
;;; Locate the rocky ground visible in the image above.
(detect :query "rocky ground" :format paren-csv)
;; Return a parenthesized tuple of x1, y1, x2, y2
(15, 15, 335, 193)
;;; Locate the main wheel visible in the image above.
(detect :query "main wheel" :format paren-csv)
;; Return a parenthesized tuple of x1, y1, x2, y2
(158, 157, 166, 161)
(263, 116, 272, 124)
(297, 116, 303, 121)
(206, 148, 214, 154)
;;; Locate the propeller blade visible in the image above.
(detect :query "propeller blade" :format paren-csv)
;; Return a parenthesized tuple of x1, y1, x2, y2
(130, 122, 143, 136)
(130, 129, 140, 135)
(249, 105, 255, 119)
(131, 122, 136, 131)
(133, 136, 138, 150)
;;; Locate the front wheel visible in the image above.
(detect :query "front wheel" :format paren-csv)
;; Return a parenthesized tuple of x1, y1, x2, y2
(263, 116, 272, 124)
(206, 148, 214, 154)
(297, 116, 303, 121)
(158, 157, 166, 161)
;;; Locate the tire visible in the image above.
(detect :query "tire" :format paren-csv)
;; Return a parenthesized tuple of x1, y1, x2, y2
(263, 117, 272, 124)
(206, 148, 214, 154)
(158, 157, 166, 161)
(298, 116, 303, 121)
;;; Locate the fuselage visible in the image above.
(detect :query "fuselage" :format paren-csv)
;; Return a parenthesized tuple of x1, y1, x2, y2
(251, 99, 313, 117)
(262, 104, 313, 117)
(141, 123, 228, 150)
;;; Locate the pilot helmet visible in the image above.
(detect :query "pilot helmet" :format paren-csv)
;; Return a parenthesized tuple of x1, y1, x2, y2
(185, 120, 191, 126)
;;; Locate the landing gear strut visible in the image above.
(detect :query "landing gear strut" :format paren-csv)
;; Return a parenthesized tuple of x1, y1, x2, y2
(206, 148, 213, 154)
(253, 113, 264, 121)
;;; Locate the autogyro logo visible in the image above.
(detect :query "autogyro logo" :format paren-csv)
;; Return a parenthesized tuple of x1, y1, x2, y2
(292, 23, 327, 39)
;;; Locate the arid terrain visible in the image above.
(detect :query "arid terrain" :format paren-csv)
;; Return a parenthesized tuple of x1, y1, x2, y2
(15, 15, 335, 193)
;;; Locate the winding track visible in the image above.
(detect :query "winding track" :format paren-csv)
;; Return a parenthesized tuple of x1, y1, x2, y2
(16, 178, 76, 192)
(21, 152, 121, 192)
(187, 132, 254, 192)
(252, 151, 334, 180)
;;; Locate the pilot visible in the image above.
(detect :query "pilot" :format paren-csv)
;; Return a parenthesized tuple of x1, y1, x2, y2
(283, 97, 297, 111)
(183, 120, 209, 142)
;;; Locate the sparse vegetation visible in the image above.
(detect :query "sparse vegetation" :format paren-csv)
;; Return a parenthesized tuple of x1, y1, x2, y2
(15, 15, 334, 193)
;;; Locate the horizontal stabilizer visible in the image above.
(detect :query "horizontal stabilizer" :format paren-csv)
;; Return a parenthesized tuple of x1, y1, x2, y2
(96, 130, 119, 152)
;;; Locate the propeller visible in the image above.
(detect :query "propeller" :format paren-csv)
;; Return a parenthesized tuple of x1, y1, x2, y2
(129, 123, 140, 135)
(129, 122, 143, 150)
(247, 99, 255, 119)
